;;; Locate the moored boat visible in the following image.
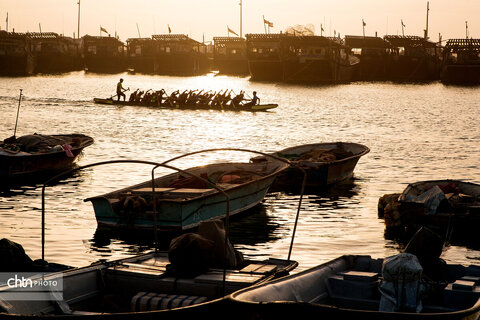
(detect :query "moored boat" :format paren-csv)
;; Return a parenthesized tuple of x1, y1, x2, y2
(229, 252, 480, 319)
(378, 180, 480, 242)
(0, 239, 297, 318)
(85, 158, 289, 231)
(441, 38, 480, 85)
(251, 142, 370, 190)
(0, 133, 94, 180)
(93, 97, 277, 112)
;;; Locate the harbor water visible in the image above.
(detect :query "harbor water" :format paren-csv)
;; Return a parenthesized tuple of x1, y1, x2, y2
(1, 72, 480, 271)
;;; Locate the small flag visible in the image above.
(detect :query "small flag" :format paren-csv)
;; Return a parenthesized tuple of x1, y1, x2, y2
(401, 19, 405, 27)
(263, 17, 273, 28)
(227, 26, 239, 37)
(168, 24, 171, 34)
(100, 26, 108, 34)
(362, 19, 366, 27)
(321, 24, 324, 32)
(6, 12, 8, 24)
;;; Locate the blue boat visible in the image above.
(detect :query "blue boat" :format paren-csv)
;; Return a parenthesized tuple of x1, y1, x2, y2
(85, 160, 289, 231)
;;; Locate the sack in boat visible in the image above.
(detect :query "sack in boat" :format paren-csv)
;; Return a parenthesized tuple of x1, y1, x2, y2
(167, 233, 215, 277)
(0, 238, 34, 272)
(198, 220, 244, 268)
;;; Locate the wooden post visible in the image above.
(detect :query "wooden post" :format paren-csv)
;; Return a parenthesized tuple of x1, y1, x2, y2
(77, 0, 80, 39)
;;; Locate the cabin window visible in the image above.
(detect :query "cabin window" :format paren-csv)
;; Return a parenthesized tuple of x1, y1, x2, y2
(135, 46, 141, 54)
(35, 44, 42, 52)
(87, 46, 96, 54)
(230, 49, 237, 54)
(258, 48, 263, 53)
(352, 48, 362, 55)
(398, 47, 405, 56)
(165, 47, 171, 53)
(251, 47, 258, 53)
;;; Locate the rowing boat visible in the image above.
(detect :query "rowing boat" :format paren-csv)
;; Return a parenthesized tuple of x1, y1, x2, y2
(85, 160, 289, 231)
(230, 253, 480, 319)
(0, 247, 297, 318)
(0, 133, 94, 181)
(93, 97, 278, 112)
(251, 142, 370, 190)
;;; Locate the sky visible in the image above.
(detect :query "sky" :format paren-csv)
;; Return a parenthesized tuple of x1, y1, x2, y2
(1, 0, 478, 43)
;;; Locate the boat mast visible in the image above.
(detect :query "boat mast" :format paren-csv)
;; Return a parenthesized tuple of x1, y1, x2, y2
(77, 0, 81, 39)
(239, 0, 243, 38)
(424, 1, 429, 40)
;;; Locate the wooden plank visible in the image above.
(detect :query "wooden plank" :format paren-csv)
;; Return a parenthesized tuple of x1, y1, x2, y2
(194, 272, 263, 285)
(131, 187, 175, 194)
(240, 263, 277, 274)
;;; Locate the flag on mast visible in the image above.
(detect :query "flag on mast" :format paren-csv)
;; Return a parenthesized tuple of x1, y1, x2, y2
(227, 26, 239, 37)
(263, 17, 273, 28)
(100, 26, 108, 34)
(168, 24, 171, 34)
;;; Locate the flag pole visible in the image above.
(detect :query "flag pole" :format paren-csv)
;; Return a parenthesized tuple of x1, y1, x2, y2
(13, 89, 23, 138)
(239, 0, 242, 38)
(77, 0, 81, 39)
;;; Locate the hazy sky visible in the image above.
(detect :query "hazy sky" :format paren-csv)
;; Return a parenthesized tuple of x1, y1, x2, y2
(1, 0, 478, 43)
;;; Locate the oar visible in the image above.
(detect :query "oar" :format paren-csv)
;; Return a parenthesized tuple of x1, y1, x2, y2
(13, 89, 23, 138)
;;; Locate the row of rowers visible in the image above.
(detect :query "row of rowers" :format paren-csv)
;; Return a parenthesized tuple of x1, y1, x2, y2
(116, 78, 260, 107)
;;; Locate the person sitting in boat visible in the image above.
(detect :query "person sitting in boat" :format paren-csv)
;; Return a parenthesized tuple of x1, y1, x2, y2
(244, 91, 260, 106)
(231, 91, 245, 107)
(134, 90, 144, 103)
(165, 90, 179, 106)
(142, 89, 153, 105)
(116, 78, 128, 101)
(129, 89, 139, 102)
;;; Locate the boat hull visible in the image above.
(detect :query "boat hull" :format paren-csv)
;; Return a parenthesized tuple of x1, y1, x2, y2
(87, 161, 288, 231)
(230, 255, 480, 320)
(253, 142, 369, 190)
(93, 98, 277, 112)
(0, 134, 94, 180)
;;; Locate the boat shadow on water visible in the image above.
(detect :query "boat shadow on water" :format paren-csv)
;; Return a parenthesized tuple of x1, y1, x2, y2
(90, 203, 282, 252)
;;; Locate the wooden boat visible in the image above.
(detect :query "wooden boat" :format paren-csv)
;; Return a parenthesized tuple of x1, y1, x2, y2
(93, 97, 277, 112)
(85, 160, 289, 231)
(441, 39, 480, 85)
(229, 253, 480, 319)
(0, 249, 297, 318)
(0, 133, 94, 179)
(251, 142, 369, 190)
(379, 180, 480, 242)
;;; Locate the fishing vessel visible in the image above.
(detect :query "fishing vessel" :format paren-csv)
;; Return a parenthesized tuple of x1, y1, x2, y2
(213, 37, 249, 75)
(85, 159, 288, 231)
(441, 38, 480, 85)
(230, 252, 480, 319)
(246, 33, 359, 83)
(83, 35, 126, 73)
(0, 133, 94, 180)
(251, 142, 370, 190)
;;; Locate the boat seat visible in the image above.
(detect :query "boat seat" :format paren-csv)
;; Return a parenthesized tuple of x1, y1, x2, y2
(130, 292, 207, 311)
(326, 271, 381, 310)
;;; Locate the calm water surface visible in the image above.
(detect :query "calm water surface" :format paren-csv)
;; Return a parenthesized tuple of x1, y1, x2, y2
(1, 72, 480, 270)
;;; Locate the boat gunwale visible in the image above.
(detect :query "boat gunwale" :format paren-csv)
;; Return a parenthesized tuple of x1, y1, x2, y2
(398, 179, 480, 203)
(0, 135, 94, 159)
(85, 161, 289, 204)
(229, 254, 480, 318)
(273, 142, 370, 166)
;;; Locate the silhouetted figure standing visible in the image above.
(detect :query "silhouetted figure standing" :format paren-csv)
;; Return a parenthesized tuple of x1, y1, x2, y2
(116, 78, 127, 101)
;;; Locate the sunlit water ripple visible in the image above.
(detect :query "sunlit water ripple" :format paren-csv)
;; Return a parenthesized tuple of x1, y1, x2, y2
(1, 71, 480, 271)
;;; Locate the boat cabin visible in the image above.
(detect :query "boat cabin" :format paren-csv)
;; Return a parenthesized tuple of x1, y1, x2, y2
(345, 35, 391, 80)
(0, 31, 35, 75)
(213, 37, 248, 74)
(150, 34, 209, 75)
(27, 32, 82, 73)
(383, 35, 441, 81)
(441, 38, 480, 84)
(82, 35, 126, 73)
